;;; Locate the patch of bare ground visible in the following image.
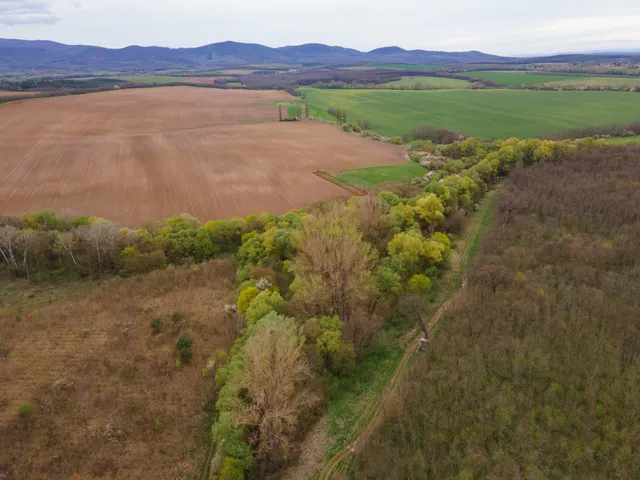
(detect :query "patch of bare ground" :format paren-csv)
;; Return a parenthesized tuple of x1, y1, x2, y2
(0, 258, 237, 480)
(0, 87, 406, 226)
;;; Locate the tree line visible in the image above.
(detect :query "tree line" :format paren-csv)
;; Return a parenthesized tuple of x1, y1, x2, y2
(353, 145, 640, 479)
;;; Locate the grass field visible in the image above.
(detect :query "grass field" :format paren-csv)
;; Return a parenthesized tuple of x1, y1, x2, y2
(606, 135, 640, 145)
(301, 87, 640, 138)
(466, 71, 589, 86)
(115, 75, 184, 83)
(384, 76, 471, 89)
(542, 76, 640, 88)
(377, 64, 444, 70)
(226, 81, 244, 86)
(331, 162, 426, 188)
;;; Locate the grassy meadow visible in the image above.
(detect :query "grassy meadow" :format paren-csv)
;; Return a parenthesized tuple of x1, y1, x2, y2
(301, 87, 640, 138)
(542, 76, 640, 88)
(605, 135, 640, 145)
(377, 64, 444, 70)
(465, 70, 589, 86)
(115, 75, 185, 83)
(333, 162, 427, 188)
(384, 76, 471, 88)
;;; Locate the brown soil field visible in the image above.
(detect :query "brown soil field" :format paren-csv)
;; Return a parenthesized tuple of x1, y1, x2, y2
(0, 86, 406, 226)
(0, 259, 237, 480)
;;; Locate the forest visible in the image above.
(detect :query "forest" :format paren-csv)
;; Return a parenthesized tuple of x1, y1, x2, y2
(0, 137, 621, 479)
(354, 146, 640, 479)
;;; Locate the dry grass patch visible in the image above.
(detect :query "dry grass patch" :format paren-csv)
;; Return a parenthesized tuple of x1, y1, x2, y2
(0, 258, 236, 480)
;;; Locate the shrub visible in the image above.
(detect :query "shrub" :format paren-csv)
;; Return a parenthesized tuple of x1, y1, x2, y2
(358, 119, 372, 130)
(219, 457, 244, 480)
(390, 136, 403, 145)
(154, 419, 163, 433)
(18, 402, 36, 420)
(411, 124, 464, 144)
(176, 336, 192, 351)
(179, 348, 193, 363)
(150, 318, 163, 334)
(171, 312, 183, 323)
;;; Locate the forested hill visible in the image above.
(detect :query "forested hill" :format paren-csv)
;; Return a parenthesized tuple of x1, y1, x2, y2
(0, 38, 507, 72)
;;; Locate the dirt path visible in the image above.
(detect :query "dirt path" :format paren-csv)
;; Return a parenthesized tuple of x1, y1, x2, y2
(317, 192, 494, 480)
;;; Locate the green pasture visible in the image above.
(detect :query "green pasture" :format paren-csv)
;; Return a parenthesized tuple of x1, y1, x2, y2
(465, 71, 589, 86)
(377, 64, 444, 70)
(333, 162, 427, 188)
(605, 135, 640, 145)
(226, 81, 244, 87)
(115, 75, 185, 83)
(300, 87, 640, 138)
(384, 76, 471, 89)
(542, 76, 640, 88)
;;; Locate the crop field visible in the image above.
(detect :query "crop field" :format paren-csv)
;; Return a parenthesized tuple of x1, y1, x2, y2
(332, 162, 427, 188)
(465, 70, 590, 86)
(0, 87, 405, 226)
(542, 76, 640, 88)
(383, 76, 471, 88)
(377, 64, 444, 70)
(115, 75, 186, 83)
(0, 259, 237, 480)
(606, 135, 640, 145)
(301, 87, 640, 138)
(0, 90, 42, 98)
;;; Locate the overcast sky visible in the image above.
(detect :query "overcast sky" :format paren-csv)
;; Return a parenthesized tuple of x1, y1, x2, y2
(1, 0, 639, 55)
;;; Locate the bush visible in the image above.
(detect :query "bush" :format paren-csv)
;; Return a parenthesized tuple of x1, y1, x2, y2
(179, 347, 193, 363)
(237, 286, 260, 314)
(411, 124, 464, 144)
(176, 336, 192, 350)
(154, 419, 163, 433)
(171, 312, 183, 322)
(150, 318, 163, 334)
(390, 136, 403, 145)
(18, 402, 36, 420)
(219, 457, 245, 480)
(358, 119, 372, 130)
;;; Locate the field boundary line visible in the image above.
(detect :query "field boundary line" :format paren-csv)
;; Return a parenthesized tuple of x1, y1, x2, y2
(312, 170, 369, 196)
(317, 188, 498, 480)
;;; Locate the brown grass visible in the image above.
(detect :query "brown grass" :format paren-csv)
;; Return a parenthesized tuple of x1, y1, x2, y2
(0, 86, 406, 226)
(0, 258, 237, 480)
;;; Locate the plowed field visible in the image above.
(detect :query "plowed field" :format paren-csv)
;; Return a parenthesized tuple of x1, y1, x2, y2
(0, 87, 406, 225)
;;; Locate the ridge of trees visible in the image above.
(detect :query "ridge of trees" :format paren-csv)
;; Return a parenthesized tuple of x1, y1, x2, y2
(353, 145, 640, 479)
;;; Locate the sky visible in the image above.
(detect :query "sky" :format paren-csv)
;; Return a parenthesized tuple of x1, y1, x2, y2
(1, 0, 639, 56)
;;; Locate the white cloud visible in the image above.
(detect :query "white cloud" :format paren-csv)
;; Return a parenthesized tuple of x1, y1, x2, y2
(0, 0, 61, 25)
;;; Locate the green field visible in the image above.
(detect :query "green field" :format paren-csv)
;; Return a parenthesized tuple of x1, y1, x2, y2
(377, 64, 444, 70)
(332, 162, 427, 188)
(226, 81, 243, 87)
(605, 135, 640, 145)
(115, 75, 184, 83)
(542, 76, 640, 88)
(466, 71, 589, 86)
(384, 76, 471, 89)
(301, 88, 640, 138)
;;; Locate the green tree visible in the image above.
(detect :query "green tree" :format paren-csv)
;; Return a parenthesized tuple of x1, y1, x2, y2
(414, 194, 445, 225)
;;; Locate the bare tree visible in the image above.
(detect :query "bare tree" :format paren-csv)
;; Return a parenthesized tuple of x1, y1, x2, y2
(16, 229, 37, 280)
(238, 314, 316, 470)
(56, 231, 79, 269)
(0, 225, 19, 273)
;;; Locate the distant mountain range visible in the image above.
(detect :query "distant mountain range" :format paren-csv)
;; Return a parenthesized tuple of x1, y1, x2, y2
(1, 39, 638, 74)
(0, 39, 509, 73)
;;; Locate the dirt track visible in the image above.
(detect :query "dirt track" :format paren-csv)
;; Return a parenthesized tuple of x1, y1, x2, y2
(0, 87, 406, 225)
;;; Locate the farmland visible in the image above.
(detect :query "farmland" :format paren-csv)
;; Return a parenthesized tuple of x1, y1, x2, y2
(0, 87, 405, 226)
(464, 70, 590, 86)
(377, 64, 444, 70)
(301, 87, 640, 138)
(383, 76, 471, 88)
(332, 162, 427, 188)
(541, 76, 640, 88)
(114, 75, 186, 83)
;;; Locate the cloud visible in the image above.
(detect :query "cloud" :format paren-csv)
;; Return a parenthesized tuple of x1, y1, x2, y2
(0, 0, 61, 25)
